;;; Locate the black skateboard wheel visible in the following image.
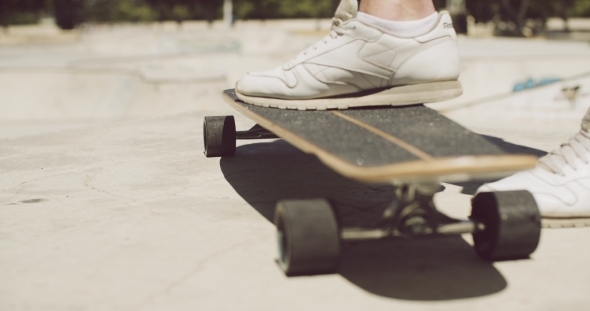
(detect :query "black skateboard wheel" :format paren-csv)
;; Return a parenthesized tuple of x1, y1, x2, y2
(203, 116, 236, 157)
(274, 199, 340, 276)
(471, 191, 541, 261)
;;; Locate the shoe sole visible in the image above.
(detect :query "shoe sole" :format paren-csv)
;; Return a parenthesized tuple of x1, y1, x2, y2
(542, 217, 590, 228)
(236, 81, 462, 110)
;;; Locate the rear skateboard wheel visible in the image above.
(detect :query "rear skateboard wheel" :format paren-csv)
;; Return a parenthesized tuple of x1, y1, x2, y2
(471, 191, 541, 261)
(203, 116, 236, 157)
(274, 199, 340, 276)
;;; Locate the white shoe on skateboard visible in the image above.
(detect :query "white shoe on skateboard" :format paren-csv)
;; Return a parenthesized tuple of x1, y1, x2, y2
(478, 109, 590, 228)
(235, 0, 462, 110)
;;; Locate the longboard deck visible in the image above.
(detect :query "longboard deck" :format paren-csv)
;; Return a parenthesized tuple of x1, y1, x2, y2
(222, 89, 537, 184)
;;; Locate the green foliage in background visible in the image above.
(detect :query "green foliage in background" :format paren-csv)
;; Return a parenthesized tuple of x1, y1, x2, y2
(234, 0, 334, 20)
(0, 0, 46, 29)
(571, 0, 590, 16)
(429, 0, 590, 36)
(85, 0, 157, 23)
(141, 0, 223, 23)
(276, 0, 333, 18)
(2, 0, 590, 31)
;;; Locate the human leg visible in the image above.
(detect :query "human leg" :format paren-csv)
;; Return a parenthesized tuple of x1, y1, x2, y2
(359, 0, 435, 21)
(235, 0, 461, 110)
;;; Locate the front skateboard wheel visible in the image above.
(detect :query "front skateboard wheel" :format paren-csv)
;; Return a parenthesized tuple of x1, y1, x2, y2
(274, 199, 340, 276)
(203, 116, 236, 157)
(471, 191, 541, 261)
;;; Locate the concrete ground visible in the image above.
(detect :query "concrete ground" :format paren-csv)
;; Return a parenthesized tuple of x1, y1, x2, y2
(1, 20, 590, 311)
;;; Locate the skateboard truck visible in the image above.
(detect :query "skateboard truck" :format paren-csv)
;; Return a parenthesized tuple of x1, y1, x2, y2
(236, 124, 279, 140)
(340, 183, 484, 241)
(203, 116, 277, 157)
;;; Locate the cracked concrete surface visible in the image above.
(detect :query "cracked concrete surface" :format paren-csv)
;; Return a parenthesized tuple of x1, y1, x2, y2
(1, 20, 590, 311)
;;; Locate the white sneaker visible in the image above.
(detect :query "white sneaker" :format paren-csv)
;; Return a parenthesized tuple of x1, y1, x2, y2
(478, 109, 590, 228)
(235, 0, 462, 110)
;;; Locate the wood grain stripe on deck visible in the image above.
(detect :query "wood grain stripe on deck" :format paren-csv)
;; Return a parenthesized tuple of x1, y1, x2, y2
(331, 111, 433, 161)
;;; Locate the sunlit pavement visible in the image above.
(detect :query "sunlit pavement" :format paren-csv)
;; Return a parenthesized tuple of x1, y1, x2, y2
(1, 20, 590, 310)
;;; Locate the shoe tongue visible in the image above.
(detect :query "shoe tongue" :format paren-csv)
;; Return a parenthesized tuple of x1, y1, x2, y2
(334, 0, 358, 21)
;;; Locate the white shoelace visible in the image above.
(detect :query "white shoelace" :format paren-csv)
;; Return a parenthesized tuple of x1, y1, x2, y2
(289, 18, 346, 64)
(539, 130, 590, 176)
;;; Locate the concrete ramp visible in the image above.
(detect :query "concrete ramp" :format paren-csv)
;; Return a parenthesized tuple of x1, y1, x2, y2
(443, 73, 590, 124)
(0, 64, 227, 121)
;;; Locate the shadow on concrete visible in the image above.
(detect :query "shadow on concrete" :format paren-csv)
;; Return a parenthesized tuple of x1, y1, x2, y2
(220, 140, 507, 301)
(339, 237, 506, 300)
(451, 135, 547, 195)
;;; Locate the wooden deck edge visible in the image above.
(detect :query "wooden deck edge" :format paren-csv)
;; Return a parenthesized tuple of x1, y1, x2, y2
(223, 90, 538, 184)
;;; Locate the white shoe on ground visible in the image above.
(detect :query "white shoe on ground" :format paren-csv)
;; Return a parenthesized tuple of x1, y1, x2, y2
(478, 108, 590, 228)
(235, 0, 462, 110)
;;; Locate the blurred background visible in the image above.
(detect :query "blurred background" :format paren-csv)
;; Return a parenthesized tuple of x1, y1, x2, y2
(1, 0, 590, 129)
(2, 3, 590, 307)
(2, 0, 590, 35)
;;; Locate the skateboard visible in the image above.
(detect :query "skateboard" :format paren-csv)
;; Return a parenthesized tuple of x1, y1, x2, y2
(204, 89, 542, 276)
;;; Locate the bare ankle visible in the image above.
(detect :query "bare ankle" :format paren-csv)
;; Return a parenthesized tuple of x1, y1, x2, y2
(359, 0, 436, 21)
